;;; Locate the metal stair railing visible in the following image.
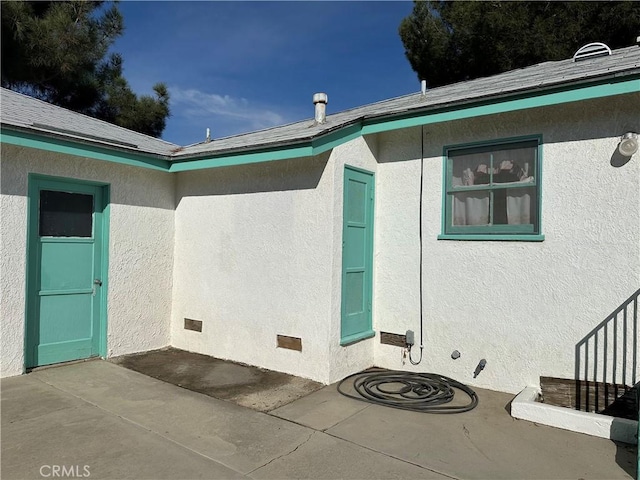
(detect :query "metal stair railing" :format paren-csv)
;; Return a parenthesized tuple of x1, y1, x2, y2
(575, 288, 639, 415)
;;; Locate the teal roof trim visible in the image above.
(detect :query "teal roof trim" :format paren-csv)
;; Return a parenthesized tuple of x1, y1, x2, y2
(173, 77, 637, 172)
(312, 123, 363, 154)
(2, 75, 638, 172)
(361, 76, 640, 135)
(168, 143, 312, 172)
(1, 128, 170, 172)
(168, 123, 364, 172)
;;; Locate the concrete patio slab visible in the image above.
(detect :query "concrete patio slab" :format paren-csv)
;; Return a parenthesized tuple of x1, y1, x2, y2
(325, 388, 636, 479)
(1, 376, 243, 479)
(0, 373, 84, 423)
(269, 384, 371, 431)
(31, 360, 315, 474)
(248, 430, 448, 479)
(2, 360, 637, 480)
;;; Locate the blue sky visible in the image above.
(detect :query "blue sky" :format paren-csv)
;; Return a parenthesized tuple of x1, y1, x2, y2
(112, 1, 417, 146)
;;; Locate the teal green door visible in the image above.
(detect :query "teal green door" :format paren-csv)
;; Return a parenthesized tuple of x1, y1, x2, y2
(26, 177, 106, 368)
(341, 166, 375, 345)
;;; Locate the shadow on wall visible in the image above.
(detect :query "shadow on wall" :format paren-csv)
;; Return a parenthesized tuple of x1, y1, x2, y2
(375, 126, 433, 164)
(363, 134, 379, 159)
(176, 151, 330, 202)
(611, 150, 635, 168)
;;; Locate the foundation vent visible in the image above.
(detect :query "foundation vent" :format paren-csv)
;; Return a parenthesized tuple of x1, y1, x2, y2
(380, 332, 407, 348)
(184, 318, 203, 332)
(277, 335, 302, 351)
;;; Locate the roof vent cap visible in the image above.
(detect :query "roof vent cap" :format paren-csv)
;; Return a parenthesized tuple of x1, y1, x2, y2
(573, 42, 612, 62)
(313, 93, 328, 124)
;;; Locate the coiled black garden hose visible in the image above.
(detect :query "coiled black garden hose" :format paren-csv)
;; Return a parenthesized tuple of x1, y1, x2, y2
(337, 368, 478, 414)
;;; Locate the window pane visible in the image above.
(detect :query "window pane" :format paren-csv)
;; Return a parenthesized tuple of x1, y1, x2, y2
(450, 151, 491, 186)
(450, 142, 536, 187)
(493, 186, 537, 226)
(39, 190, 93, 237)
(452, 191, 490, 226)
(492, 145, 536, 184)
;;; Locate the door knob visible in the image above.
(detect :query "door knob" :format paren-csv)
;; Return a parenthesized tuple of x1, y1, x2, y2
(94, 279, 102, 287)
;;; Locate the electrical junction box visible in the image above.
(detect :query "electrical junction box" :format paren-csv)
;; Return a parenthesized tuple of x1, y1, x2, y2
(405, 330, 415, 347)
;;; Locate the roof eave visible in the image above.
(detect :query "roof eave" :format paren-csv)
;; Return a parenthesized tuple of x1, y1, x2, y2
(2, 65, 638, 173)
(168, 117, 365, 162)
(360, 68, 640, 127)
(1, 122, 173, 159)
(168, 69, 640, 164)
(1, 123, 172, 171)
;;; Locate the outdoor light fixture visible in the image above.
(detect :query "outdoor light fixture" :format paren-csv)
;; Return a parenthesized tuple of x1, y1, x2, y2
(618, 132, 639, 157)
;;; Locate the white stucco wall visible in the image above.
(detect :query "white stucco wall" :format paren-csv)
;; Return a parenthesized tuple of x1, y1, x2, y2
(172, 94, 638, 391)
(2, 92, 636, 396)
(171, 138, 376, 383)
(171, 136, 381, 384)
(372, 94, 640, 393)
(327, 136, 379, 383)
(171, 154, 337, 383)
(0, 146, 174, 377)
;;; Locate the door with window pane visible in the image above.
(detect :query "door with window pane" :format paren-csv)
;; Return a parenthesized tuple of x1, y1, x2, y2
(26, 177, 105, 368)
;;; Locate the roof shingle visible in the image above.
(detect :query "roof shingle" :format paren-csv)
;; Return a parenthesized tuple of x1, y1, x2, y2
(1, 88, 179, 156)
(176, 45, 640, 158)
(2, 45, 638, 160)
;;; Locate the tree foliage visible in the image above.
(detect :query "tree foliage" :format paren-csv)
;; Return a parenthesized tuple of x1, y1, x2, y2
(399, 1, 640, 88)
(2, 1, 169, 137)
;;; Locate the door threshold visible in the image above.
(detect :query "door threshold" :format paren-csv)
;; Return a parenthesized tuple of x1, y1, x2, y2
(27, 356, 101, 373)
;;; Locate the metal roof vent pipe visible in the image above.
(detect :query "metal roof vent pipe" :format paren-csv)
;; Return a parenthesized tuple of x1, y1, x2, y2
(313, 93, 328, 124)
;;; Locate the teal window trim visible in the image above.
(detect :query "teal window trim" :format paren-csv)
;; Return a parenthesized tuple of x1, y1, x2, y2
(437, 234, 545, 242)
(446, 224, 535, 235)
(441, 135, 543, 240)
